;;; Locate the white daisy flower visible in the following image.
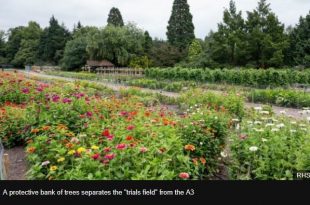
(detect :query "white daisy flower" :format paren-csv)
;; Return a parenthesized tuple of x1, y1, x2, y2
(271, 128, 279, 132)
(276, 123, 285, 129)
(249, 146, 258, 152)
(262, 138, 268, 142)
(220, 151, 228, 158)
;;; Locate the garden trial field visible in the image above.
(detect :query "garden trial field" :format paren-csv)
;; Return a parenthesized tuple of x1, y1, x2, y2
(1, 69, 310, 180)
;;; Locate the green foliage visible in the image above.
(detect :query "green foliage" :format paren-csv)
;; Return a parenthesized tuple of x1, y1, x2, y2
(245, 0, 289, 68)
(179, 108, 231, 178)
(230, 109, 310, 180)
(143, 31, 153, 54)
(188, 39, 203, 62)
(6, 26, 24, 64)
(39, 16, 71, 65)
(0, 30, 7, 64)
(286, 11, 310, 67)
(86, 24, 144, 66)
(167, 0, 195, 49)
(211, 1, 247, 66)
(178, 89, 245, 119)
(146, 67, 310, 88)
(12, 21, 43, 67)
(107, 7, 124, 27)
(248, 89, 310, 108)
(128, 56, 152, 68)
(149, 40, 186, 67)
(61, 27, 97, 70)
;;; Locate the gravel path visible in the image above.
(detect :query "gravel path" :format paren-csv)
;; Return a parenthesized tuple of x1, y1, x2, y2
(22, 71, 310, 121)
(3, 146, 27, 180)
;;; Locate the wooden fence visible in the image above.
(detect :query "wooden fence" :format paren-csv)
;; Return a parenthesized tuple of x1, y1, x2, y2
(82, 67, 145, 76)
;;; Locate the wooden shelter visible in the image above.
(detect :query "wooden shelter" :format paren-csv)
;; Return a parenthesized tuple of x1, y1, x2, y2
(82, 60, 114, 72)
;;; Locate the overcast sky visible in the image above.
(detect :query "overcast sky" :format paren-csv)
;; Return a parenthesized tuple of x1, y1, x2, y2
(0, 0, 309, 39)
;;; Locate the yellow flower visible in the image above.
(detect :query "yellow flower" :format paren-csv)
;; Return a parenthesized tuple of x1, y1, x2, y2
(91, 145, 99, 150)
(50, 166, 58, 171)
(77, 147, 86, 154)
(68, 150, 76, 155)
(57, 157, 65, 162)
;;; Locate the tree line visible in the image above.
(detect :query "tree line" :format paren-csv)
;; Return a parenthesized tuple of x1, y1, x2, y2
(0, 0, 309, 69)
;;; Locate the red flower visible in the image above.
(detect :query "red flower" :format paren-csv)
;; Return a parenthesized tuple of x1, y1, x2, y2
(126, 136, 133, 141)
(91, 153, 100, 160)
(179, 172, 190, 179)
(104, 153, 115, 160)
(116, 144, 126, 150)
(102, 129, 110, 137)
(127, 125, 135, 131)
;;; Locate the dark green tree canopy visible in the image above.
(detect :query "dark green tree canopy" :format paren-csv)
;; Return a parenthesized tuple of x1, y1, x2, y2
(107, 7, 124, 27)
(39, 16, 71, 65)
(167, 0, 195, 49)
(287, 11, 310, 67)
(143, 31, 153, 54)
(245, 0, 288, 68)
(211, 0, 246, 66)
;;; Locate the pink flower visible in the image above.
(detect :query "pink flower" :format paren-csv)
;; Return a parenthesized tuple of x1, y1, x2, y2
(91, 153, 100, 160)
(52, 95, 60, 102)
(106, 135, 114, 141)
(140, 147, 148, 153)
(116, 144, 126, 150)
(179, 172, 190, 179)
(86, 111, 93, 118)
(22, 88, 30, 94)
(62, 98, 72, 104)
(36, 87, 44, 92)
(104, 153, 115, 160)
(41, 160, 50, 166)
(127, 125, 135, 131)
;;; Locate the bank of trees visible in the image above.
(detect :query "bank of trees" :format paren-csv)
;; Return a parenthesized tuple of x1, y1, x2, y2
(0, 0, 309, 69)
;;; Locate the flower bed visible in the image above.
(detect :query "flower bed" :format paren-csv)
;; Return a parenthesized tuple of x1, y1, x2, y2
(0, 72, 232, 180)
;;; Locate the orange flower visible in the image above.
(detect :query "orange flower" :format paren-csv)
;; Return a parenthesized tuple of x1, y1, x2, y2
(200, 157, 206, 165)
(65, 143, 74, 149)
(144, 111, 151, 117)
(184, 144, 196, 152)
(57, 124, 68, 130)
(41, 126, 51, 131)
(27, 147, 36, 153)
(126, 136, 133, 141)
(192, 158, 199, 166)
(65, 132, 75, 137)
(31, 128, 40, 134)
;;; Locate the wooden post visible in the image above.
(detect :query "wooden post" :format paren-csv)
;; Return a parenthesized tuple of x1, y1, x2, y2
(3, 153, 9, 179)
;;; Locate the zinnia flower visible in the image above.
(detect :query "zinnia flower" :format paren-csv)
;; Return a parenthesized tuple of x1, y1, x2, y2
(91, 153, 100, 160)
(41, 161, 50, 166)
(57, 157, 65, 162)
(27, 147, 36, 154)
(184, 144, 195, 152)
(86, 111, 93, 118)
(103, 147, 111, 153)
(91, 145, 99, 150)
(62, 98, 72, 104)
(50, 166, 58, 171)
(179, 172, 190, 179)
(249, 146, 258, 152)
(126, 136, 133, 141)
(116, 144, 126, 150)
(22, 88, 29, 94)
(52, 95, 60, 102)
(104, 153, 115, 160)
(102, 129, 110, 137)
(77, 147, 86, 154)
(68, 150, 76, 155)
(140, 147, 148, 153)
(127, 125, 135, 130)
